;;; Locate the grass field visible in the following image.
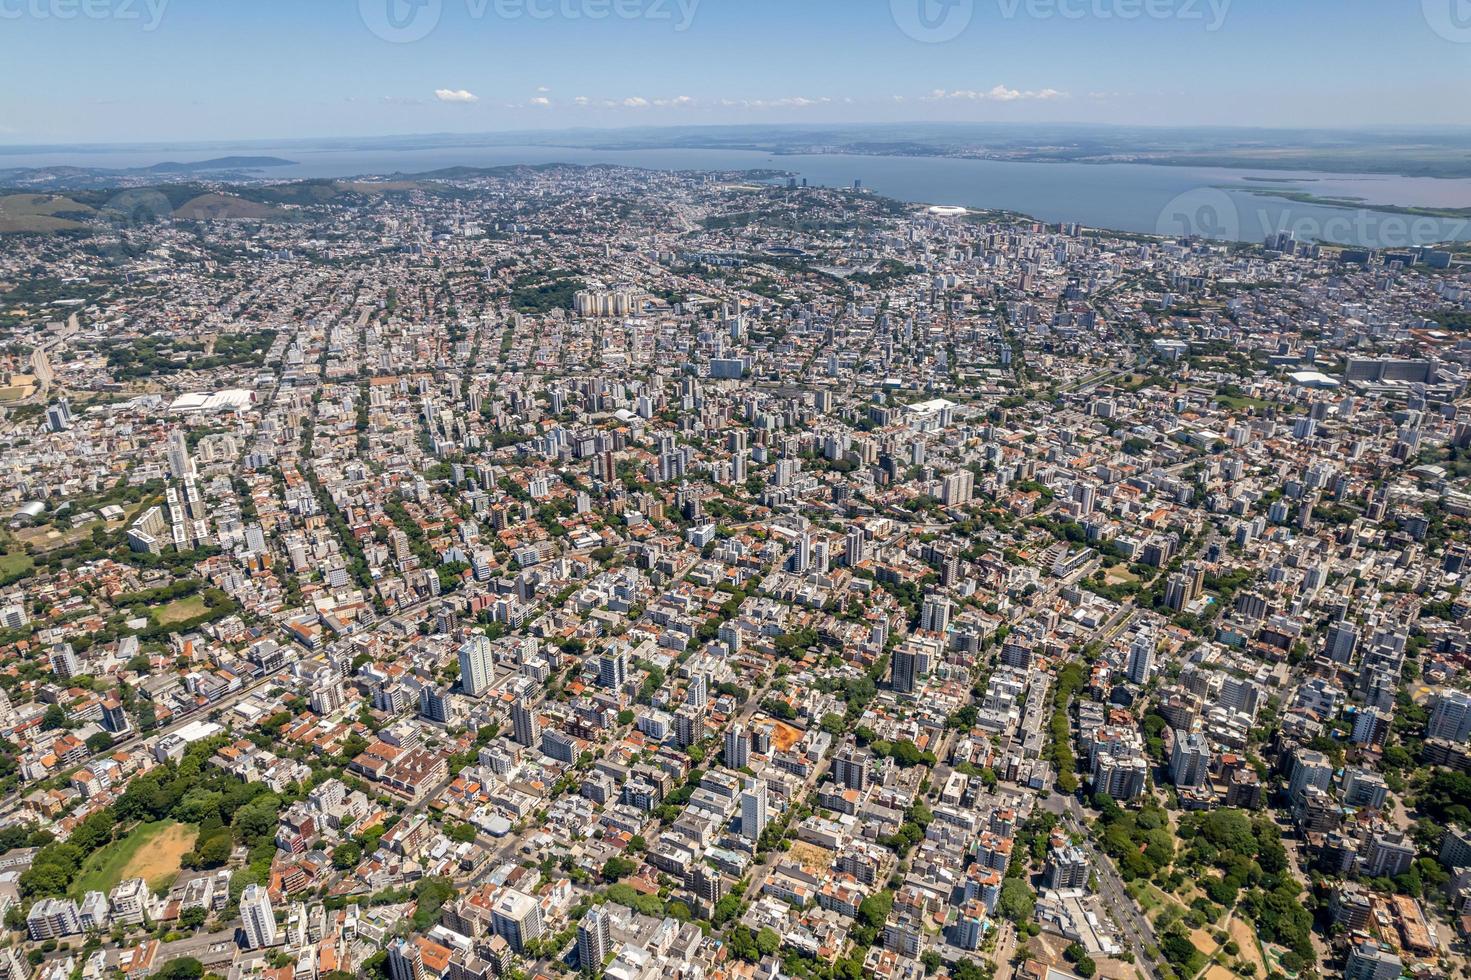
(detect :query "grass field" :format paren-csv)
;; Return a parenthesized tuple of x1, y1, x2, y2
(0, 550, 33, 584)
(71, 820, 197, 897)
(14, 499, 145, 554)
(155, 594, 209, 625)
(1215, 393, 1271, 412)
(1128, 879, 1175, 914)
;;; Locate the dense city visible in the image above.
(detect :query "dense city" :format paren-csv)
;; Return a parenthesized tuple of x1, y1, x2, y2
(0, 164, 1469, 980)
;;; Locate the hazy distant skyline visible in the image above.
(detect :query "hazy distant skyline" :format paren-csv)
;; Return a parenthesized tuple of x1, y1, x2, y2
(3, 0, 1470, 145)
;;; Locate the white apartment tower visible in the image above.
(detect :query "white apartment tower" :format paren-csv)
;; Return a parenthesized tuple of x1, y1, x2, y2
(740, 778, 769, 841)
(459, 635, 495, 697)
(240, 884, 276, 949)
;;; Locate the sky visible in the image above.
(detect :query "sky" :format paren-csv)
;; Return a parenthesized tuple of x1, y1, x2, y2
(1, 0, 1469, 145)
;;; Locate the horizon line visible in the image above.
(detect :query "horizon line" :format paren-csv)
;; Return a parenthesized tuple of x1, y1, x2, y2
(5, 118, 1471, 155)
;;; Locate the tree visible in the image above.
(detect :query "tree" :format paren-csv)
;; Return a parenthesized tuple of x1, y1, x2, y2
(409, 877, 456, 931)
(362, 951, 390, 980)
(1160, 928, 1199, 971)
(333, 842, 362, 870)
(1418, 769, 1471, 824)
(153, 959, 204, 980)
(999, 878, 1035, 923)
(41, 704, 68, 731)
(231, 798, 280, 841)
(601, 857, 636, 882)
(755, 927, 780, 956)
(175, 789, 225, 825)
(192, 832, 232, 869)
(20, 861, 72, 897)
(712, 891, 744, 926)
(1196, 809, 1255, 854)
(946, 705, 979, 731)
(338, 733, 370, 760)
(858, 891, 893, 930)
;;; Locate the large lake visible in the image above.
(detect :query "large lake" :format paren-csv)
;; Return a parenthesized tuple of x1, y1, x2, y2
(5, 142, 1470, 248)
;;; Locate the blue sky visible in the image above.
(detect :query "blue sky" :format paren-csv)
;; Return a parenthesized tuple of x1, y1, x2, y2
(2, 0, 1469, 144)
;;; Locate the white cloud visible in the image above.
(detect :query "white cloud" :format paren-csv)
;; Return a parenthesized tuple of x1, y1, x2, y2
(536, 85, 551, 93)
(764, 96, 830, 108)
(717, 96, 832, 110)
(923, 85, 1066, 102)
(434, 89, 480, 104)
(557, 93, 840, 113)
(529, 97, 551, 107)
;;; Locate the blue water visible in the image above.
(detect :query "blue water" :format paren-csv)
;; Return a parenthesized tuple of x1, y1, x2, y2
(3, 141, 1468, 248)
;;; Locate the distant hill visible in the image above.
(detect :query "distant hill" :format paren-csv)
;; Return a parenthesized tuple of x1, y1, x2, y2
(172, 192, 288, 221)
(406, 163, 583, 180)
(235, 179, 369, 206)
(0, 184, 292, 231)
(141, 156, 295, 173)
(0, 193, 95, 233)
(0, 157, 297, 191)
(0, 162, 613, 233)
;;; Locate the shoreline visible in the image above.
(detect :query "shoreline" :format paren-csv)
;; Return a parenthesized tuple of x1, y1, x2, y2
(1224, 187, 1471, 221)
(4, 157, 1468, 251)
